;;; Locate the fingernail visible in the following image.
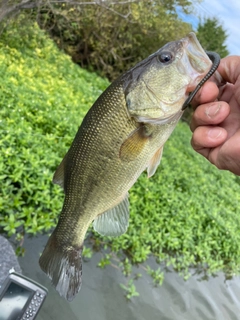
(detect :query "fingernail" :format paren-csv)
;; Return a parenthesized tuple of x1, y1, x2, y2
(205, 103, 221, 118)
(208, 128, 223, 139)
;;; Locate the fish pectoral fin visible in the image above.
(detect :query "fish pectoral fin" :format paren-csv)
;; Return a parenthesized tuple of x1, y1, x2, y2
(93, 194, 129, 237)
(52, 156, 66, 189)
(147, 146, 164, 178)
(119, 125, 150, 162)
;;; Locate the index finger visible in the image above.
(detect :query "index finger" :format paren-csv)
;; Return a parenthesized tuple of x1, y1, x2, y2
(218, 56, 240, 84)
(191, 80, 219, 108)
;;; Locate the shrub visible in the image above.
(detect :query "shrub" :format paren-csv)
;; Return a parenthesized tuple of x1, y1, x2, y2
(0, 17, 108, 237)
(37, 1, 192, 80)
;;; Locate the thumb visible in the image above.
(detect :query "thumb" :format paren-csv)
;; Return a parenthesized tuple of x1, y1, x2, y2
(218, 56, 240, 85)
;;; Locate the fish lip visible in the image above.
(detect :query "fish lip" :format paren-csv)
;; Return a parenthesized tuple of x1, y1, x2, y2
(133, 109, 184, 125)
(182, 33, 204, 54)
(182, 33, 206, 60)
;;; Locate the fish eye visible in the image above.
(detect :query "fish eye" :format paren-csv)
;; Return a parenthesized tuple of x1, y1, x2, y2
(158, 52, 173, 63)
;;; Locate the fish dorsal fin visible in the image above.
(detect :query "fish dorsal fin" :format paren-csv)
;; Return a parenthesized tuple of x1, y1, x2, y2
(120, 125, 150, 162)
(147, 146, 163, 178)
(52, 156, 66, 188)
(93, 194, 129, 237)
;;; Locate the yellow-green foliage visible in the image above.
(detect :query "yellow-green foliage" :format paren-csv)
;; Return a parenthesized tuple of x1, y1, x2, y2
(1, 17, 240, 295)
(0, 17, 108, 236)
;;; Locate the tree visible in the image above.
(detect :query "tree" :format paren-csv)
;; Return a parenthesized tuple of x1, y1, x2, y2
(36, 0, 194, 79)
(0, 1, 199, 80)
(0, 1, 140, 24)
(0, 0, 193, 24)
(196, 17, 229, 58)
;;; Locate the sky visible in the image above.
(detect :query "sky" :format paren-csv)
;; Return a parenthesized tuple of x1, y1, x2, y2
(179, 0, 240, 56)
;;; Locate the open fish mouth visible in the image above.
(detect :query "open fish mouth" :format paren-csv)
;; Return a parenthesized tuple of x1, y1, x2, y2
(181, 51, 220, 110)
(181, 32, 220, 110)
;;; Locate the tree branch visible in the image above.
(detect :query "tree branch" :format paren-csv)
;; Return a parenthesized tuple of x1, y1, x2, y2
(0, 0, 139, 23)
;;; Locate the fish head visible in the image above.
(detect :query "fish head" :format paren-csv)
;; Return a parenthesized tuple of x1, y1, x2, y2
(124, 32, 212, 123)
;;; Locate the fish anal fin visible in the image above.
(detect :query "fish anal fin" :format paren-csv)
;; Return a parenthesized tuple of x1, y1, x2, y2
(120, 125, 150, 162)
(53, 156, 66, 189)
(147, 146, 163, 178)
(39, 230, 83, 301)
(93, 194, 129, 237)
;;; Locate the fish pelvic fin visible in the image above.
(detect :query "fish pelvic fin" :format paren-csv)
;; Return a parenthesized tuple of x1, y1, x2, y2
(53, 156, 67, 189)
(39, 231, 83, 301)
(93, 193, 129, 237)
(147, 146, 163, 178)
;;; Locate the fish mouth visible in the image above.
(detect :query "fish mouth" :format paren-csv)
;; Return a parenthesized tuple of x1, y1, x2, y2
(183, 33, 212, 73)
(180, 32, 212, 92)
(181, 51, 220, 110)
(180, 32, 220, 110)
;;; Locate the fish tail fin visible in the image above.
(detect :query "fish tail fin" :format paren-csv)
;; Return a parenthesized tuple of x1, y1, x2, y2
(39, 231, 83, 301)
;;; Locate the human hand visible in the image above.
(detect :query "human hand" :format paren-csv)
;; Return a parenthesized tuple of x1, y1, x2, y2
(190, 56, 240, 175)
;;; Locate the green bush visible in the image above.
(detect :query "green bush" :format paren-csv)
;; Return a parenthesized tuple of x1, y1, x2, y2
(0, 17, 108, 237)
(37, 1, 192, 80)
(1, 18, 240, 295)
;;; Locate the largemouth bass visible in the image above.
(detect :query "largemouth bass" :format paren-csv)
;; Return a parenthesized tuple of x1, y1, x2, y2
(39, 33, 216, 301)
